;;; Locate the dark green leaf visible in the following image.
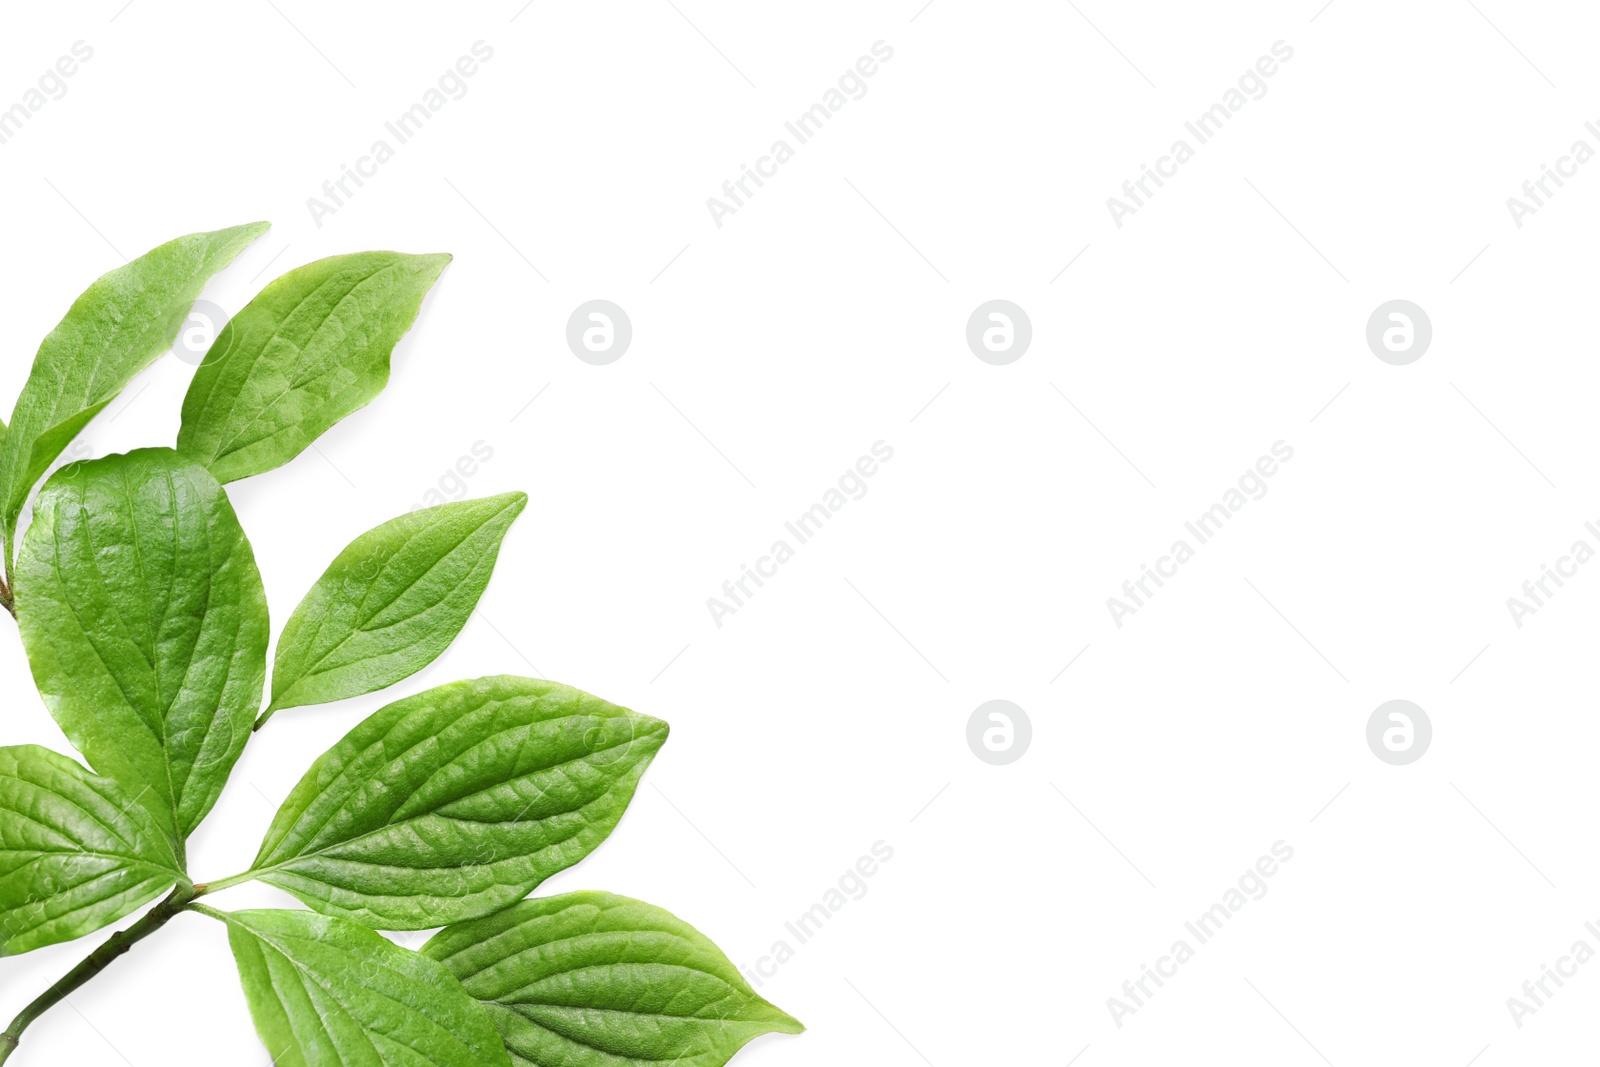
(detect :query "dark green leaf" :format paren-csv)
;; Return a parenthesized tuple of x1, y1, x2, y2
(0, 745, 183, 955)
(267, 493, 528, 716)
(424, 892, 803, 1067)
(15, 448, 269, 850)
(251, 676, 667, 929)
(213, 907, 510, 1067)
(177, 251, 451, 484)
(0, 222, 268, 557)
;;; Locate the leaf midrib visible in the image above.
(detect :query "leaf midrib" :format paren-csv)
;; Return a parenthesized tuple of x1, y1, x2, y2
(253, 728, 645, 879)
(212, 262, 403, 461)
(283, 502, 514, 694)
(244, 923, 482, 1063)
(44, 460, 242, 843)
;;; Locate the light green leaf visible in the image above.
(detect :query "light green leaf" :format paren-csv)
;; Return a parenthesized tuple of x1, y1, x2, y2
(424, 892, 803, 1067)
(267, 493, 528, 717)
(0, 745, 183, 955)
(177, 251, 451, 484)
(211, 907, 510, 1067)
(250, 676, 668, 930)
(15, 448, 269, 851)
(0, 222, 268, 559)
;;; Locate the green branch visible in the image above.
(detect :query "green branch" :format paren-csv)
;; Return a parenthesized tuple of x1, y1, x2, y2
(0, 884, 199, 1064)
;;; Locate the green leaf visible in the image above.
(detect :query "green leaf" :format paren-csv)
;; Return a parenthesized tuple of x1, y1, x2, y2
(0, 745, 183, 955)
(177, 251, 451, 484)
(15, 448, 270, 850)
(424, 892, 803, 1067)
(0, 222, 268, 558)
(211, 907, 510, 1067)
(267, 493, 528, 717)
(250, 676, 668, 930)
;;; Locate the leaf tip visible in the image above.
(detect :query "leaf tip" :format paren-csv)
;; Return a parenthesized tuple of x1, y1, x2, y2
(770, 1008, 806, 1035)
(414, 252, 453, 278)
(638, 712, 670, 746)
(219, 220, 272, 248)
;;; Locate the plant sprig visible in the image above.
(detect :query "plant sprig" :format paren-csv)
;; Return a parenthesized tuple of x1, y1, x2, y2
(0, 225, 799, 1066)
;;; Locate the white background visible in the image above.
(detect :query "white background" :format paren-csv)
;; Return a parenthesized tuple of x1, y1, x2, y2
(1, 1, 1598, 1064)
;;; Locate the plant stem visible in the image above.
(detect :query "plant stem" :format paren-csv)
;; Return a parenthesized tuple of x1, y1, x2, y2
(0, 580, 12, 620)
(0, 884, 198, 1064)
